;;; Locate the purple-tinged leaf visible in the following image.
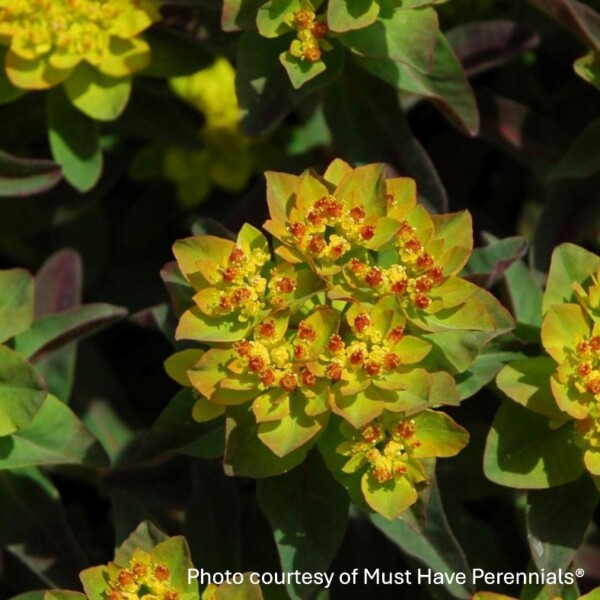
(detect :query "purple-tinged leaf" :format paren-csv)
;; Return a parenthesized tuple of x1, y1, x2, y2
(34, 250, 82, 402)
(530, 0, 600, 49)
(14, 304, 128, 363)
(447, 20, 540, 78)
(477, 90, 569, 174)
(0, 150, 62, 197)
(35, 249, 82, 318)
(461, 234, 528, 289)
(222, 0, 264, 31)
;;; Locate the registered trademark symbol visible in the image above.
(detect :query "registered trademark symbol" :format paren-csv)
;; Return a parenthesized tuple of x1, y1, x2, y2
(576, 569, 585, 578)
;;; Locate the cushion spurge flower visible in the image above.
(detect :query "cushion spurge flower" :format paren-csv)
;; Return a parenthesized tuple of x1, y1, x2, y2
(488, 244, 600, 489)
(165, 159, 513, 519)
(330, 410, 468, 519)
(0, 0, 160, 118)
(164, 57, 256, 208)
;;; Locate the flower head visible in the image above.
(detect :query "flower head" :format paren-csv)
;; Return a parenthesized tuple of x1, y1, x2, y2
(104, 549, 179, 600)
(163, 57, 258, 208)
(335, 410, 468, 519)
(173, 223, 322, 343)
(0, 0, 160, 90)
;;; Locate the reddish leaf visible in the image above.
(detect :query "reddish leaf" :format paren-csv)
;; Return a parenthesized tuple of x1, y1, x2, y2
(447, 20, 540, 77)
(0, 150, 62, 197)
(477, 90, 569, 173)
(35, 249, 82, 318)
(530, 0, 600, 49)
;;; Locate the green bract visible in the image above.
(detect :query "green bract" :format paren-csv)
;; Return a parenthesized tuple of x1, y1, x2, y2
(485, 243, 600, 489)
(166, 159, 513, 519)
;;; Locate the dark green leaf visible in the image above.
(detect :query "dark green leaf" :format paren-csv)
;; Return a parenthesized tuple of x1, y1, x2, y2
(371, 482, 474, 599)
(142, 28, 213, 78)
(46, 87, 103, 192)
(549, 118, 600, 180)
(134, 388, 225, 462)
(527, 476, 598, 572)
(504, 259, 544, 343)
(184, 460, 242, 573)
(461, 235, 528, 288)
(455, 342, 527, 400)
(323, 65, 448, 212)
(342, 21, 479, 135)
(0, 467, 88, 588)
(257, 452, 348, 600)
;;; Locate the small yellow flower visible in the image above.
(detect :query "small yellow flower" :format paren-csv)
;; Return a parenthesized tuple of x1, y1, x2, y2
(165, 57, 255, 208)
(0, 0, 160, 90)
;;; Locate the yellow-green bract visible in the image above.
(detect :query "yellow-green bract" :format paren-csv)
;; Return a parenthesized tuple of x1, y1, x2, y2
(166, 159, 514, 519)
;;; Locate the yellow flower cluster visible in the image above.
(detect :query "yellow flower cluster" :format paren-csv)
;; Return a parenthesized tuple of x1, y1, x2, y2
(343, 418, 422, 484)
(287, 7, 329, 62)
(212, 244, 270, 322)
(106, 549, 179, 600)
(165, 57, 254, 208)
(0, 0, 160, 89)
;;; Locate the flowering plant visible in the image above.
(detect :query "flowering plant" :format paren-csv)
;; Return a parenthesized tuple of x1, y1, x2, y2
(164, 159, 513, 519)
(485, 244, 600, 489)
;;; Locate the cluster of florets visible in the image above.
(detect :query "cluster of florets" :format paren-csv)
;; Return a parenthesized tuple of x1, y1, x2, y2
(0, 0, 159, 90)
(343, 417, 421, 483)
(105, 551, 179, 600)
(286, 6, 329, 62)
(495, 244, 600, 485)
(167, 159, 514, 519)
(569, 335, 600, 398)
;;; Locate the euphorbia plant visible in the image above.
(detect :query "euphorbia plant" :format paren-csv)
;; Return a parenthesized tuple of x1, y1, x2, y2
(164, 159, 513, 519)
(485, 244, 600, 489)
(11, 520, 264, 600)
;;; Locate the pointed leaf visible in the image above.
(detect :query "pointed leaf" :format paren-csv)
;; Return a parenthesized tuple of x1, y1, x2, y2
(224, 404, 311, 477)
(0, 268, 34, 343)
(0, 394, 108, 469)
(257, 452, 348, 600)
(46, 87, 102, 192)
(0, 150, 62, 197)
(0, 345, 46, 437)
(371, 483, 473, 597)
(484, 401, 584, 489)
(527, 475, 598, 572)
(496, 358, 565, 421)
(14, 303, 128, 363)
